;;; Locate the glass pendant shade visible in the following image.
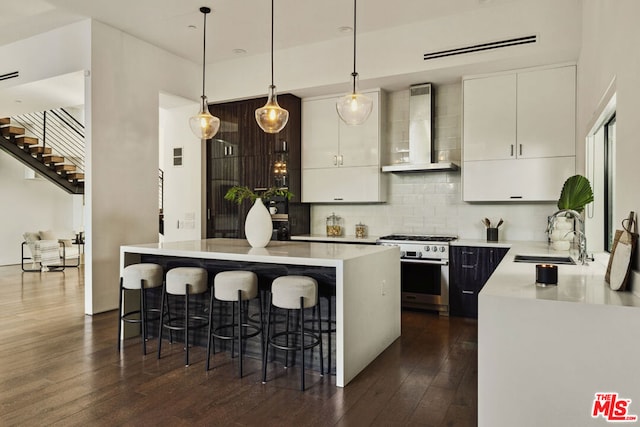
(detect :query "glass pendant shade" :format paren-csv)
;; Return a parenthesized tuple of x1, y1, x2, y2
(337, 0, 372, 126)
(190, 6, 220, 140)
(336, 88, 373, 125)
(190, 96, 220, 139)
(255, 85, 289, 134)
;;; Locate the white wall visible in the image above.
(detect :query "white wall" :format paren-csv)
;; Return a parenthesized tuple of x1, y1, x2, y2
(311, 83, 556, 242)
(577, 0, 640, 294)
(86, 21, 199, 314)
(159, 102, 202, 242)
(0, 152, 77, 265)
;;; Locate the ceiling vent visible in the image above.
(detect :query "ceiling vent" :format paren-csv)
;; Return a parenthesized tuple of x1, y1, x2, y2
(0, 71, 19, 82)
(423, 35, 537, 61)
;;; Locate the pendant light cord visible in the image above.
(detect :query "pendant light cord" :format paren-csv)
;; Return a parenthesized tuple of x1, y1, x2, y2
(271, 0, 275, 87)
(202, 9, 208, 98)
(352, 0, 358, 94)
(200, 7, 211, 100)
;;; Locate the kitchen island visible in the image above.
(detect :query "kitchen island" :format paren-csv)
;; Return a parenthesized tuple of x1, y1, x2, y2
(120, 238, 401, 387)
(478, 242, 640, 426)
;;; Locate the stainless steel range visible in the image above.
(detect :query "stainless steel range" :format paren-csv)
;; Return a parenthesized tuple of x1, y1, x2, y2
(377, 234, 457, 315)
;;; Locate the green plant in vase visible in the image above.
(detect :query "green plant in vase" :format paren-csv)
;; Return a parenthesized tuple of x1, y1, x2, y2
(550, 174, 594, 251)
(224, 186, 294, 248)
(557, 174, 594, 213)
(224, 186, 294, 204)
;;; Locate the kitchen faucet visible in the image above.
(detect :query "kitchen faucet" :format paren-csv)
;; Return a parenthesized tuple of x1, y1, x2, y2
(548, 209, 592, 264)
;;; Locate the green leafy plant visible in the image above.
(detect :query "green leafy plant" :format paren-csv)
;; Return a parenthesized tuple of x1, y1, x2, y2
(224, 186, 294, 204)
(557, 175, 594, 212)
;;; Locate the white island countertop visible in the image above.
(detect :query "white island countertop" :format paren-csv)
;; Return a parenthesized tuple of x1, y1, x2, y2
(120, 238, 401, 388)
(121, 238, 394, 267)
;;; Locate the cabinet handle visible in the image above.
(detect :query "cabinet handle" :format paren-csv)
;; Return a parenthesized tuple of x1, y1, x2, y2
(462, 264, 476, 269)
(338, 155, 344, 165)
(510, 196, 523, 199)
(519, 144, 522, 156)
(333, 155, 338, 166)
(462, 290, 475, 295)
(510, 144, 514, 157)
(333, 197, 343, 201)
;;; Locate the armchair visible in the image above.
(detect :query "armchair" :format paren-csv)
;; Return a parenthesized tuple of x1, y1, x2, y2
(22, 231, 81, 272)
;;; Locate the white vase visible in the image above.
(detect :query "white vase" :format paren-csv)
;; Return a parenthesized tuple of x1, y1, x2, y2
(244, 198, 272, 248)
(550, 216, 573, 251)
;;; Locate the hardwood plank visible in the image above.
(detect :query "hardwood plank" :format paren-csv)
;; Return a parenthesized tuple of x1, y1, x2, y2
(0, 265, 478, 426)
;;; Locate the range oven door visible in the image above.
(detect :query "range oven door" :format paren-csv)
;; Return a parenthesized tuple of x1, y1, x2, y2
(400, 258, 449, 314)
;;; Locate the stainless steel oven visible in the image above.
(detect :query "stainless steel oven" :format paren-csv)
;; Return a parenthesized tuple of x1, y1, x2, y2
(377, 234, 456, 315)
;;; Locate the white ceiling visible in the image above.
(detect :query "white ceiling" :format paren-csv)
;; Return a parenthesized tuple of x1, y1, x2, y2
(0, 0, 581, 114)
(0, 0, 521, 64)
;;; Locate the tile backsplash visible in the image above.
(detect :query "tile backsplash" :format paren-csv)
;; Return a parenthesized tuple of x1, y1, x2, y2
(309, 82, 556, 242)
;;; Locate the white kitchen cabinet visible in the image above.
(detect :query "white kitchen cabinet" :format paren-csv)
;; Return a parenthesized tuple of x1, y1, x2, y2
(463, 156, 575, 202)
(462, 65, 576, 201)
(301, 89, 386, 203)
(463, 74, 517, 162)
(302, 166, 384, 203)
(516, 66, 576, 159)
(463, 65, 576, 162)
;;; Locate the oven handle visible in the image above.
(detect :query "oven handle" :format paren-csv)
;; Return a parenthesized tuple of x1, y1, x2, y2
(401, 259, 449, 266)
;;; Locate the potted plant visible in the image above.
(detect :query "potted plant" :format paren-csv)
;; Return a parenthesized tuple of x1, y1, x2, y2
(224, 186, 294, 248)
(224, 186, 294, 204)
(550, 175, 594, 250)
(557, 174, 594, 213)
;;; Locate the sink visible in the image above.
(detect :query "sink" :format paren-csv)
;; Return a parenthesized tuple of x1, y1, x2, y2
(513, 254, 576, 265)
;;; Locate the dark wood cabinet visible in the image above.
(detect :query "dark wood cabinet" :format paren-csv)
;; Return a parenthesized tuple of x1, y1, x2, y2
(205, 94, 309, 239)
(450, 245, 508, 318)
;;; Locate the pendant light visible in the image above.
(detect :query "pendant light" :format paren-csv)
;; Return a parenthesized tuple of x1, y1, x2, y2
(189, 7, 221, 140)
(255, 0, 289, 134)
(336, 0, 373, 125)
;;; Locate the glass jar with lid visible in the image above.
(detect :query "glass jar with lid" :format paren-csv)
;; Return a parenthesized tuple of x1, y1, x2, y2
(355, 223, 367, 238)
(326, 212, 343, 237)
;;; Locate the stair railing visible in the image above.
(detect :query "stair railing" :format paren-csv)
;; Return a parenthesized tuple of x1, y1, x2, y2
(11, 108, 85, 173)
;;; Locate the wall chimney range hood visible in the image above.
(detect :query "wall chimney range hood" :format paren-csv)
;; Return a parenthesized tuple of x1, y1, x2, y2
(382, 83, 459, 173)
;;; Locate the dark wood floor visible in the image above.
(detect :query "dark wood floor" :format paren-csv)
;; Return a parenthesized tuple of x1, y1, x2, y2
(0, 264, 478, 426)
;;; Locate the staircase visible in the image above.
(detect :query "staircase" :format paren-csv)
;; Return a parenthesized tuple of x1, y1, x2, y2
(0, 112, 84, 194)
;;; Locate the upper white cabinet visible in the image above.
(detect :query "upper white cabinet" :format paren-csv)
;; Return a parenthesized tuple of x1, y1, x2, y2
(464, 65, 576, 162)
(463, 74, 517, 162)
(302, 89, 387, 203)
(516, 66, 576, 159)
(462, 65, 576, 201)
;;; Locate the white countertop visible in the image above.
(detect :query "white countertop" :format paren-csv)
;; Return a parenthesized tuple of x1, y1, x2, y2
(480, 241, 640, 307)
(121, 238, 398, 267)
(290, 234, 379, 244)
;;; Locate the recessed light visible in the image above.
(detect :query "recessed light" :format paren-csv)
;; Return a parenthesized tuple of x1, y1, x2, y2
(338, 26, 353, 34)
(232, 48, 247, 55)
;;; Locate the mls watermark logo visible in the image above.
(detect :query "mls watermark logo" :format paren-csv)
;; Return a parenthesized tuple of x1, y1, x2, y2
(592, 393, 638, 422)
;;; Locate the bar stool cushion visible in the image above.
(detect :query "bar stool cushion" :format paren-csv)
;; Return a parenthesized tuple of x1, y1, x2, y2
(122, 263, 163, 290)
(166, 267, 208, 295)
(272, 275, 318, 309)
(214, 271, 258, 301)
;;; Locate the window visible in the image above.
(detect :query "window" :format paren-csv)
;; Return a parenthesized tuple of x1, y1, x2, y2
(604, 114, 616, 252)
(584, 86, 615, 254)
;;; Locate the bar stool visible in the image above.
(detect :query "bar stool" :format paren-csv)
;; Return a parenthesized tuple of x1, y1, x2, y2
(262, 275, 324, 391)
(206, 271, 262, 378)
(117, 263, 163, 355)
(315, 286, 336, 375)
(157, 267, 209, 366)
